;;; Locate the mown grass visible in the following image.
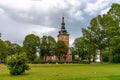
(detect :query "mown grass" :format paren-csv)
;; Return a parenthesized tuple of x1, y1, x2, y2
(0, 64, 120, 80)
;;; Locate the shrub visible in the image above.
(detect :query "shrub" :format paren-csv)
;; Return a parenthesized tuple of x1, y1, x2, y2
(6, 52, 30, 75)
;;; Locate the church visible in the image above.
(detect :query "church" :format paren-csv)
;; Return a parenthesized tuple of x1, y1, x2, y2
(45, 16, 72, 61)
(58, 16, 72, 61)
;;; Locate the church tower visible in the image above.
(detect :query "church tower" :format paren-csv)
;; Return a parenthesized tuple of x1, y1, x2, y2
(58, 16, 69, 47)
(58, 16, 72, 61)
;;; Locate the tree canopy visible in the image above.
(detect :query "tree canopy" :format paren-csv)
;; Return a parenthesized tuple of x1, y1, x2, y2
(55, 40, 68, 61)
(23, 34, 40, 62)
(73, 3, 120, 63)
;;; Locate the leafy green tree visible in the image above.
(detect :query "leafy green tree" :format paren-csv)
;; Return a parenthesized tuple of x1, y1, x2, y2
(96, 14, 118, 62)
(102, 50, 109, 62)
(81, 3, 120, 63)
(0, 40, 7, 63)
(73, 37, 96, 62)
(47, 36, 56, 55)
(6, 52, 30, 75)
(0, 40, 13, 63)
(23, 34, 40, 62)
(93, 16, 107, 63)
(94, 4, 120, 62)
(106, 3, 120, 62)
(70, 47, 77, 61)
(73, 37, 86, 61)
(4, 41, 13, 55)
(11, 43, 23, 54)
(108, 3, 120, 26)
(55, 40, 68, 61)
(40, 36, 56, 60)
(82, 21, 102, 62)
(82, 27, 97, 62)
(40, 36, 47, 57)
(110, 36, 120, 63)
(85, 41, 96, 62)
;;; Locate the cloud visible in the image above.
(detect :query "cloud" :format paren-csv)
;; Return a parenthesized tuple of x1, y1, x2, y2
(0, 8, 56, 44)
(0, 0, 119, 45)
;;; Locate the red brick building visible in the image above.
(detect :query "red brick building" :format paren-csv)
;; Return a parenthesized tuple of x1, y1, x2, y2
(45, 16, 72, 62)
(58, 16, 72, 61)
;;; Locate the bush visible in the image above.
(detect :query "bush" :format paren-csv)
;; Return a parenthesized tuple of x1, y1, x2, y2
(6, 52, 30, 75)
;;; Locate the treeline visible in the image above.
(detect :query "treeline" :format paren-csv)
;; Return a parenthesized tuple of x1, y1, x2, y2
(71, 3, 120, 63)
(0, 34, 68, 63)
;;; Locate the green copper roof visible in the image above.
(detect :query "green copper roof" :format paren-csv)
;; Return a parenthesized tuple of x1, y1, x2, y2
(59, 16, 68, 34)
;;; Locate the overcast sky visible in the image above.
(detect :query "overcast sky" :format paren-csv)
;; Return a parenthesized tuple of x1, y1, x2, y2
(0, 0, 120, 46)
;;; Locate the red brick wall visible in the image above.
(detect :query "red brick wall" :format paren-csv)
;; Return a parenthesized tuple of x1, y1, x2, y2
(58, 34, 69, 47)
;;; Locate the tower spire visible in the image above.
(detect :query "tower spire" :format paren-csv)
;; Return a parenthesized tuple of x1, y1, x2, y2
(61, 16, 65, 29)
(62, 16, 64, 24)
(59, 16, 68, 34)
(62, 13, 64, 23)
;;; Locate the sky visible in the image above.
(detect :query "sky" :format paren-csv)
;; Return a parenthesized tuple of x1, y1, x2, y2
(0, 0, 120, 46)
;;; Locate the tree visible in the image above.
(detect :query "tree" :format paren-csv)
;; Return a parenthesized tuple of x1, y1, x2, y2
(6, 52, 30, 75)
(70, 47, 77, 60)
(99, 15, 118, 62)
(110, 36, 120, 63)
(106, 3, 120, 62)
(47, 36, 56, 55)
(0, 40, 13, 63)
(81, 3, 120, 63)
(55, 40, 68, 61)
(108, 3, 120, 26)
(0, 40, 7, 63)
(93, 4, 120, 62)
(73, 37, 86, 61)
(40, 36, 56, 60)
(11, 43, 23, 54)
(82, 27, 96, 62)
(23, 34, 40, 62)
(73, 37, 96, 62)
(82, 16, 107, 63)
(4, 41, 13, 55)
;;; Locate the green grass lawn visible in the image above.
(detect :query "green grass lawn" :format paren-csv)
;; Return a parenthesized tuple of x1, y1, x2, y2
(0, 64, 120, 80)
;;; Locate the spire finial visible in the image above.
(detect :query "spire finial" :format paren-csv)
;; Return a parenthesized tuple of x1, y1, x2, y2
(58, 15, 68, 34)
(62, 13, 64, 23)
(61, 15, 65, 29)
(62, 16, 64, 23)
